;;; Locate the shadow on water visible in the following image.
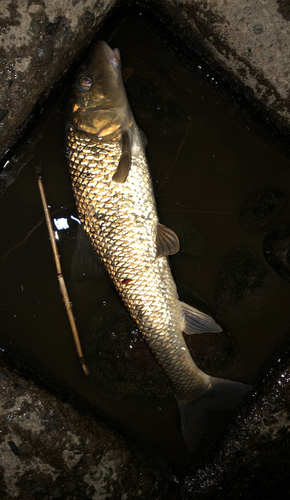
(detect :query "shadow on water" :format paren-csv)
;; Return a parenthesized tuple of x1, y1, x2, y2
(1, 10, 290, 463)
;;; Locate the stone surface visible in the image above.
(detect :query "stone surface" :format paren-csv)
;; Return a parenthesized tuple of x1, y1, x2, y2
(180, 338, 290, 499)
(2, 342, 290, 498)
(154, 0, 290, 139)
(0, 359, 178, 500)
(0, 0, 117, 159)
(2, 1, 290, 159)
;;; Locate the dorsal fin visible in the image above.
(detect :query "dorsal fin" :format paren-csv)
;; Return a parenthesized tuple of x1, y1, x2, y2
(112, 130, 131, 183)
(156, 223, 180, 258)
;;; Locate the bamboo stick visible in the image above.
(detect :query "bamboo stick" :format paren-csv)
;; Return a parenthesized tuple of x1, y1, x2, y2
(35, 164, 90, 376)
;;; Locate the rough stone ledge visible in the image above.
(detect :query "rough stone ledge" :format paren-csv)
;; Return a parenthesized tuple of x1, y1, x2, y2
(1, 0, 290, 161)
(0, 358, 178, 500)
(1, 333, 290, 499)
(181, 335, 290, 499)
(151, 0, 290, 141)
(0, 0, 118, 160)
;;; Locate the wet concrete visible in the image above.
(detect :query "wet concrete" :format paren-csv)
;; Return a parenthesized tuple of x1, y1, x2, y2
(157, 0, 290, 139)
(0, 359, 179, 500)
(2, 1, 290, 160)
(1, 1, 290, 499)
(1, 340, 290, 498)
(0, 0, 117, 159)
(181, 338, 290, 499)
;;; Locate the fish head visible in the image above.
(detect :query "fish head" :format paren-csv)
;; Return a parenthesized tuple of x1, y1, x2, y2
(68, 40, 129, 140)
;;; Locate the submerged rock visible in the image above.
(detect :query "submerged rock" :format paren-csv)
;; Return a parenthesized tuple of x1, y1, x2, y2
(178, 223, 207, 258)
(215, 247, 271, 325)
(239, 187, 286, 230)
(83, 299, 173, 405)
(264, 221, 290, 281)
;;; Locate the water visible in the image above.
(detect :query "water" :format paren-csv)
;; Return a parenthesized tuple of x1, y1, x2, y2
(1, 11, 290, 462)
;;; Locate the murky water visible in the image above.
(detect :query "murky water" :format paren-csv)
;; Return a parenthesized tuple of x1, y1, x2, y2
(1, 11, 290, 462)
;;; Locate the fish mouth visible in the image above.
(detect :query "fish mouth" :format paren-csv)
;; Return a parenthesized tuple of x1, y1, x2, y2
(101, 41, 121, 69)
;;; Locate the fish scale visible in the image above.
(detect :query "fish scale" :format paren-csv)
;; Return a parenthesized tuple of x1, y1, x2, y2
(67, 123, 202, 402)
(66, 40, 252, 452)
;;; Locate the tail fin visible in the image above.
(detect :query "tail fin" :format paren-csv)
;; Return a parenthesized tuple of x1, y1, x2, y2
(178, 376, 252, 453)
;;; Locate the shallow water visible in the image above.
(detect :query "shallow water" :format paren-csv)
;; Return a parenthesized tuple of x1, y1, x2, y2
(1, 11, 290, 462)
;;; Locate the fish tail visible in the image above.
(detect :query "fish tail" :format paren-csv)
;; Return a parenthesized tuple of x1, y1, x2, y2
(177, 376, 252, 453)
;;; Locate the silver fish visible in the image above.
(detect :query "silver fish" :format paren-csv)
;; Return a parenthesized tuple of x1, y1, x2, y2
(66, 40, 251, 452)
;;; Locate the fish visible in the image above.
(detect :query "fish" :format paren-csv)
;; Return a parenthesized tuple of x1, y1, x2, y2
(66, 40, 252, 453)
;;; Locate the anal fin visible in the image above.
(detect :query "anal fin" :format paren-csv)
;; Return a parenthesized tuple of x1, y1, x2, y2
(156, 223, 180, 258)
(180, 301, 222, 334)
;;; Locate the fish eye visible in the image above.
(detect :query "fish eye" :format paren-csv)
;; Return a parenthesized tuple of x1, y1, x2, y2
(77, 76, 92, 92)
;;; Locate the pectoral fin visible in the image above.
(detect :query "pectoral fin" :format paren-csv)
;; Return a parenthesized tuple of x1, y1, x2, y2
(156, 223, 180, 258)
(180, 301, 222, 334)
(112, 130, 131, 183)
